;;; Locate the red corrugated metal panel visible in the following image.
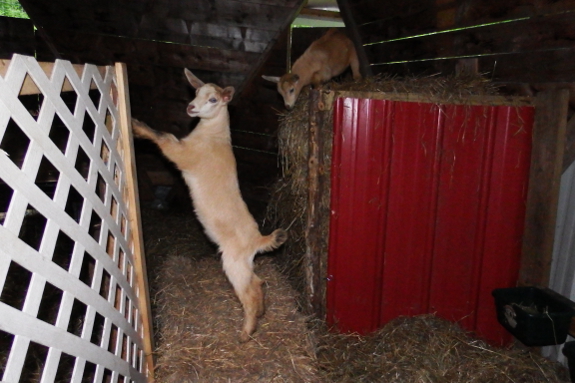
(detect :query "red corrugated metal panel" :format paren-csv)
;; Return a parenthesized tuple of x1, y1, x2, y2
(327, 97, 534, 345)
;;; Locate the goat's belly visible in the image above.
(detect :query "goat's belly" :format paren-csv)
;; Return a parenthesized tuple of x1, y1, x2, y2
(182, 171, 258, 244)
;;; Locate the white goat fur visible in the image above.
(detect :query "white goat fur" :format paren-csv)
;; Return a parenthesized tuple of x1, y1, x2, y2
(263, 28, 361, 109)
(131, 69, 287, 342)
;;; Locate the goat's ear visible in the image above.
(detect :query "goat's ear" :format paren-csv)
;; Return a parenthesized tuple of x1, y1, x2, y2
(262, 75, 280, 83)
(184, 68, 205, 89)
(222, 86, 235, 103)
(292, 74, 300, 83)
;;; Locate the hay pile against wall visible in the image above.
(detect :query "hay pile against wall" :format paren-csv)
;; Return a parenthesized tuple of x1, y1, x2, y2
(266, 73, 502, 313)
(315, 314, 569, 382)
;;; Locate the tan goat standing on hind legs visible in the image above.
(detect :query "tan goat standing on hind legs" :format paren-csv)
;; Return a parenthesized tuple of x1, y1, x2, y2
(131, 69, 288, 343)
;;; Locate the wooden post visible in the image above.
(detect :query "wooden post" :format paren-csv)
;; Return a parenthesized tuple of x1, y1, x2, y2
(115, 63, 156, 380)
(336, 0, 373, 78)
(306, 88, 327, 318)
(519, 89, 569, 287)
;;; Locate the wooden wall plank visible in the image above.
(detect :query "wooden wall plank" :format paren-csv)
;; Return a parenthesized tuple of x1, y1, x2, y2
(40, 30, 255, 76)
(477, 48, 575, 83)
(348, 0, 431, 30)
(519, 89, 569, 287)
(371, 46, 575, 83)
(366, 11, 575, 66)
(21, 0, 295, 47)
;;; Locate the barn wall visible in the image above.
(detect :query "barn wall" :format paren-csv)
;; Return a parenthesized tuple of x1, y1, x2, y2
(0, 16, 305, 215)
(342, 0, 575, 85)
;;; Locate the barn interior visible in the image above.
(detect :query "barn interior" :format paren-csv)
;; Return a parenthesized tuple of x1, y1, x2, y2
(2, 0, 575, 381)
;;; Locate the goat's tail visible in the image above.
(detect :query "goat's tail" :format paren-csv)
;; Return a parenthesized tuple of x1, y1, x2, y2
(257, 229, 288, 253)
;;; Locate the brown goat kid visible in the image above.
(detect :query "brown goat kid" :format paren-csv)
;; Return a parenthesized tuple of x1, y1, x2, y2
(263, 28, 362, 109)
(132, 69, 287, 342)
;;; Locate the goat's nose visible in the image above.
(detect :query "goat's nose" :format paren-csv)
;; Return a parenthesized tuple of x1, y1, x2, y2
(187, 105, 195, 114)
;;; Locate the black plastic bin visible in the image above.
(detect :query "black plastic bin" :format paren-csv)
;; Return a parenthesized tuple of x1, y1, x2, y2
(492, 286, 575, 347)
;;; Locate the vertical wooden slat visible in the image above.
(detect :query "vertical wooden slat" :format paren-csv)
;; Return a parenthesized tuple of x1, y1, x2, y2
(306, 89, 323, 317)
(520, 89, 569, 287)
(115, 62, 155, 380)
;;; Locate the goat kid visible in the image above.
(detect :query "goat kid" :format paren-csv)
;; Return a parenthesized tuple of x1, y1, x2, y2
(262, 28, 361, 110)
(131, 69, 288, 342)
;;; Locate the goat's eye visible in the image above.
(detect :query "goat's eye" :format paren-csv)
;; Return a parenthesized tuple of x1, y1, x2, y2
(289, 89, 295, 94)
(209, 98, 217, 103)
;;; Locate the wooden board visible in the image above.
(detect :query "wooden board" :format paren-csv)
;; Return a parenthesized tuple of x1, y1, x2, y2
(520, 89, 569, 287)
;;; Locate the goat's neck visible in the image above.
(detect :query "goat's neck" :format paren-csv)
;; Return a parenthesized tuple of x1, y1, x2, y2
(193, 109, 231, 140)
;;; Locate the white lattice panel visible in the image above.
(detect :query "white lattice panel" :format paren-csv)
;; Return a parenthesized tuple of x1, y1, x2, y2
(0, 54, 152, 382)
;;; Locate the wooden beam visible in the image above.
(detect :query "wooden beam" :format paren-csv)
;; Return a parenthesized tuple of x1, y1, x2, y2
(0, 59, 103, 95)
(336, 0, 373, 78)
(306, 88, 327, 318)
(298, 8, 342, 21)
(519, 89, 569, 287)
(115, 62, 156, 379)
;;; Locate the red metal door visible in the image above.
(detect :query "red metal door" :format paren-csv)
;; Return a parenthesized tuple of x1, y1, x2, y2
(327, 97, 534, 345)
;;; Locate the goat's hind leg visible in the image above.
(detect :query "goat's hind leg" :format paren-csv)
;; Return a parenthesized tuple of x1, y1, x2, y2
(252, 274, 265, 317)
(222, 255, 263, 343)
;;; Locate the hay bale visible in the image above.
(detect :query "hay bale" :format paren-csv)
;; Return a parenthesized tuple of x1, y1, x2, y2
(315, 314, 570, 382)
(152, 254, 321, 382)
(265, 73, 510, 314)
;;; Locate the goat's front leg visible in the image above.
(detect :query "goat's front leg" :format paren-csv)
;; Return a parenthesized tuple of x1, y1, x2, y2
(310, 72, 324, 90)
(131, 118, 182, 160)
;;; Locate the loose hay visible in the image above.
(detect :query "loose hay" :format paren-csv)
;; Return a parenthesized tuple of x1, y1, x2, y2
(142, 206, 568, 383)
(315, 314, 570, 382)
(153, 255, 321, 382)
(142, 208, 321, 382)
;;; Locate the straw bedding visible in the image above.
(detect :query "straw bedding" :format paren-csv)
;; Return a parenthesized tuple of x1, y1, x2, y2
(142, 207, 569, 382)
(142, 207, 321, 382)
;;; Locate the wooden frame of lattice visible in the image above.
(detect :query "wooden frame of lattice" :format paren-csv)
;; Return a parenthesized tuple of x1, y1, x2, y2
(0, 54, 154, 382)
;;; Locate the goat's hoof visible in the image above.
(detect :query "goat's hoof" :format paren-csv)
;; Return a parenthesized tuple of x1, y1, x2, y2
(274, 228, 288, 246)
(238, 332, 252, 343)
(256, 306, 265, 318)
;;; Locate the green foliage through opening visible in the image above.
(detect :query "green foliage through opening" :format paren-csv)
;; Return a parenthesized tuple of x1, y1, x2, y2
(0, 0, 29, 19)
